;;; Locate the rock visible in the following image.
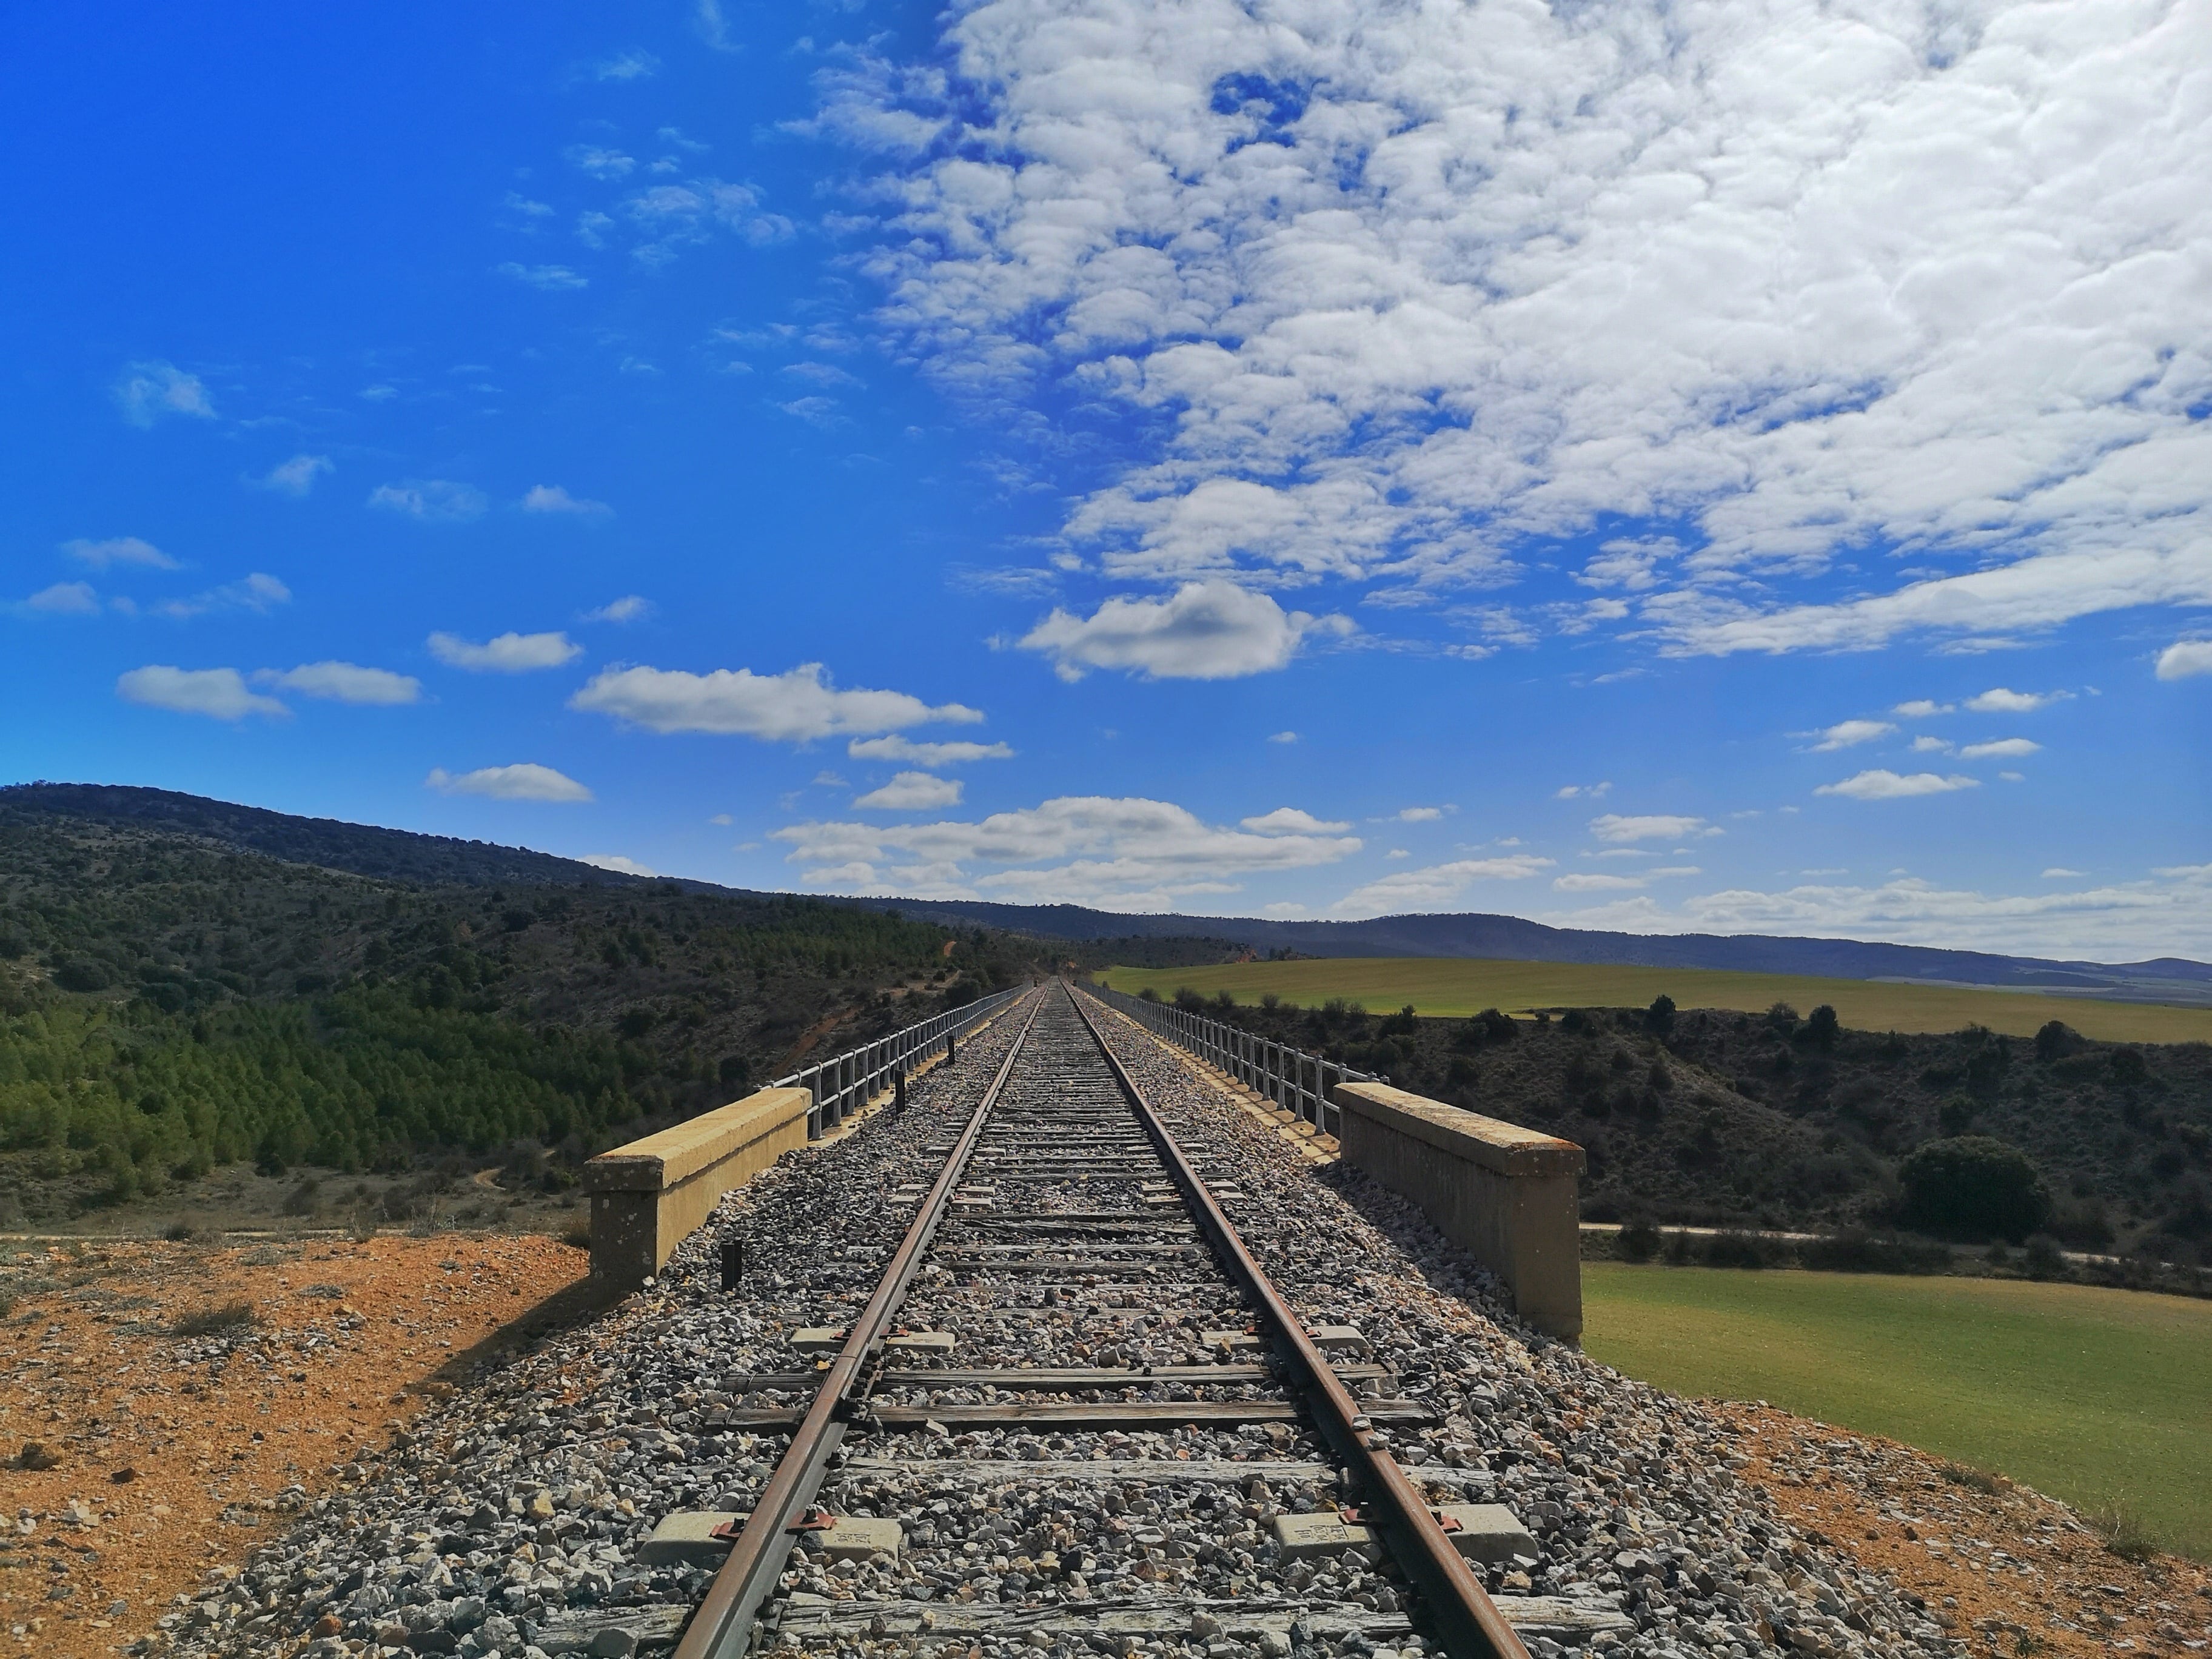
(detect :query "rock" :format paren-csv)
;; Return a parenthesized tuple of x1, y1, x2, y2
(19, 1443, 59, 1471)
(586, 1630, 638, 1658)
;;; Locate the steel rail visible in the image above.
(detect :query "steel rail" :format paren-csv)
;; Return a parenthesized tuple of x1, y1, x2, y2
(673, 987, 1047, 1659)
(1067, 983, 1533, 1659)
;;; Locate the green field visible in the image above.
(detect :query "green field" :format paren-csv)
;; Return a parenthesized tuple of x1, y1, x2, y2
(1101, 957, 2212, 1044)
(1583, 1264, 2212, 1558)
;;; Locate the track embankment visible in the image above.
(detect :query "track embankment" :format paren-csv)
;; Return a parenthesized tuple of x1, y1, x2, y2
(126, 987, 2202, 1659)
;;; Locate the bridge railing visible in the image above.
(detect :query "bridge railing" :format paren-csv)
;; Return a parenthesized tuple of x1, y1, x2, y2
(779, 985, 1026, 1138)
(1077, 980, 1376, 1138)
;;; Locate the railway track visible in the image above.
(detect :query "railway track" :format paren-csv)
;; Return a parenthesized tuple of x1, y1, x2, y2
(676, 984, 1531, 1659)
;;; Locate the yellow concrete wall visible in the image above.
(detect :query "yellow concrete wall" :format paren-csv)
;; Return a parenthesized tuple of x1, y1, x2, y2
(1333, 1080, 1586, 1340)
(583, 1085, 811, 1287)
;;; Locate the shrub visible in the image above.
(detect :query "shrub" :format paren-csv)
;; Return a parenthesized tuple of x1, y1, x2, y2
(2086, 1501, 2157, 1563)
(1804, 1005, 1839, 1050)
(52, 957, 114, 993)
(1899, 1135, 2051, 1242)
(1259, 993, 1280, 1011)
(2034, 1020, 2082, 1062)
(1765, 1001, 1799, 1034)
(1702, 1231, 1771, 1269)
(169, 1301, 257, 1338)
(1800, 1230, 1952, 1275)
(2022, 1233, 2068, 1280)
(1937, 1093, 1977, 1136)
(1617, 1220, 1661, 1262)
(1211, 990, 1237, 1013)
(1138, 986, 1161, 1003)
(1378, 1004, 1419, 1037)
(1644, 994, 1676, 1036)
(2109, 1047, 2150, 1085)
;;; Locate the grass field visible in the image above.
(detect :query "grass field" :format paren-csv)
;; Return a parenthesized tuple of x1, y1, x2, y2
(1100, 957, 2212, 1044)
(1582, 1264, 2212, 1558)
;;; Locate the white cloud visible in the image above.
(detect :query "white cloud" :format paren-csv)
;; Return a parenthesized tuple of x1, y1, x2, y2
(427, 630, 581, 672)
(1392, 806, 1446, 823)
(2155, 640, 2212, 682)
(846, 0, 2212, 654)
(1267, 730, 1299, 744)
(254, 454, 332, 497)
(565, 146, 635, 179)
(2042, 868, 2083, 879)
(1892, 700, 1951, 719)
(64, 535, 176, 571)
(115, 361, 213, 426)
(426, 763, 592, 803)
(709, 813, 734, 826)
(369, 480, 488, 522)
(1017, 580, 1350, 682)
(580, 854, 660, 877)
(573, 662, 983, 742)
(521, 484, 611, 516)
(1814, 769, 1979, 800)
(1966, 688, 2062, 714)
(1330, 854, 1553, 916)
(1909, 735, 1953, 753)
(16, 581, 99, 617)
(1240, 808, 1351, 834)
(585, 594, 654, 623)
(848, 735, 1015, 768)
(1554, 873, 1644, 893)
(1538, 865, 2212, 960)
(1808, 720, 1895, 752)
(1590, 813, 1712, 843)
(117, 666, 286, 721)
(856, 771, 965, 810)
(594, 49, 660, 81)
(1648, 866, 1703, 878)
(108, 572, 291, 621)
(1555, 782, 1611, 800)
(1385, 848, 1409, 860)
(255, 662, 422, 705)
(777, 794, 1361, 907)
(1958, 737, 2041, 760)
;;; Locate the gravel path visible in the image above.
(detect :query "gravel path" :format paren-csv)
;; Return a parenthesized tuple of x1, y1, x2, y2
(142, 988, 1970, 1659)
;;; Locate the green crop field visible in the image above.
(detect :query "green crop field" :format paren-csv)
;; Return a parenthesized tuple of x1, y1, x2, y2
(1099, 957, 2212, 1044)
(1582, 1264, 2212, 1558)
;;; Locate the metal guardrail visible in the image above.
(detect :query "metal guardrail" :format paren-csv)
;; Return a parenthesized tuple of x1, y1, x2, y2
(778, 985, 1026, 1139)
(1078, 980, 1376, 1138)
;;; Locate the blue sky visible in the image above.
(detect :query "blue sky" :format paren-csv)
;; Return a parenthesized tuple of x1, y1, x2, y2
(4, 0, 2210, 959)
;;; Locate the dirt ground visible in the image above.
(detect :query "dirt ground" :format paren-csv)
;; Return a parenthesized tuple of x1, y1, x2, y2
(1720, 1403, 2212, 1659)
(0, 1234, 591, 1656)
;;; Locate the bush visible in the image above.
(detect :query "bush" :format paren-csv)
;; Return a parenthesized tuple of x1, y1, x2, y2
(1138, 986, 1161, 1003)
(1800, 1230, 1952, 1275)
(1899, 1135, 2051, 1242)
(52, 957, 113, 993)
(1644, 994, 1675, 1036)
(1702, 1230, 1771, 1269)
(2110, 1047, 2150, 1085)
(1804, 1005, 1839, 1050)
(1617, 1220, 1661, 1262)
(1937, 1093, 1977, 1136)
(2034, 1020, 2082, 1062)
(2022, 1233, 2068, 1280)
(169, 1301, 257, 1338)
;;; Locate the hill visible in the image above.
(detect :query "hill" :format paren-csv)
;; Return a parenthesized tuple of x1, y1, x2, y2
(1142, 988, 2212, 1264)
(0, 786, 1042, 1224)
(856, 896, 2212, 1005)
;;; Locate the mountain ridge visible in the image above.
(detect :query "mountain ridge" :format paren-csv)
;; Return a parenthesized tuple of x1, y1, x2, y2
(8, 782, 2205, 1002)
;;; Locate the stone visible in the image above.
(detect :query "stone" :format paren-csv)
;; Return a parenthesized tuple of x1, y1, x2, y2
(587, 1631, 638, 1659)
(1437, 1504, 1540, 1565)
(791, 1328, 846, 1352)
(1309, 1324, 1368, 1352)
(1270, 1512, 1375, 1560)
(1200, 1330, 1262, 1352)
(819, 1515, 902, 1563)
(638, 1512, 744, 1569)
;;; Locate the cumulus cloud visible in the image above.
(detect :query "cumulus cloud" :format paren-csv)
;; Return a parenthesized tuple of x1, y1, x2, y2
(1390, 806, 1447, 823)
(1815, 769, 1979, 800)
(775, 794, 1361, 907)
(1555, 782, 1610, 800)
(855, 771, 965, 810)
(572, 662, 983, 742)
(254, 455, 332, 497)
(1966, 688, 2063, 714)
(1331, 854, 1555, 916)
(117, 666, 285, 721)
(426, 763, 593, 802)
(369, 480, 488, 522)
(839, 0, 2212, 654)
(1017, 580, 1350, 681)
(1892, 700, 1951, 719)
(1240, 808, 1350, 834)
(255, 662, 423, 705)
(1808, 720, 1895, 752)
(109, 572, 290, 621)
(580, 854, 660, 877)
(585, 595, 654, 623)
(65, 536, 176, 571)
(2042, 868, 2083, 879)
(566, 146, 635, 179)
(521, 484, 611, 516)
(2155, 641, 2212, 682)
(15, 581, 100, 617)
(1267, 730, 1299, 744)
(115, 361, 213, 426)
(1910, 736, 1953, 753)
(427, 631, 581, 672)
(848, 735, 1015, 768)
(1555, 873, 1644, 893)
(1589, 814, 1712, 843)
(1958, 737, 2041, 760)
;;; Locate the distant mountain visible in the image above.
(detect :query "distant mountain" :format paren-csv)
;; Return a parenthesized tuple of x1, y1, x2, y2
(9, 782, 2207, 1004)
(843, 899, 2212, 1005)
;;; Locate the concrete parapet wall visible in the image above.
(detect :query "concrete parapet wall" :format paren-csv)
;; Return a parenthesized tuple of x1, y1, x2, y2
(1332, 1080, 1586, 1341)
(584, 1085, 811, 1287)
